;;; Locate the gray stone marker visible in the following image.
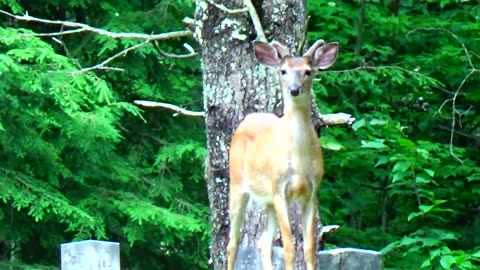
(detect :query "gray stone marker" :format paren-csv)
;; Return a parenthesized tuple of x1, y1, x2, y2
(234, 246, 382, 270)
(317, 248, 382, 270)
(61, 240, 120, 270)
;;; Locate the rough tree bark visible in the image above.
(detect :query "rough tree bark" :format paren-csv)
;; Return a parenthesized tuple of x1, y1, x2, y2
(195, 1, 322, 269)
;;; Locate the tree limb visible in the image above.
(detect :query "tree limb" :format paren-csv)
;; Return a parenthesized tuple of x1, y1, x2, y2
(134, 100, 205, 117)
(0, 9, 192, 40)
(243, 0, 266, 42)
(153, 42, 199, 59)
(205, 0, 249, 14)
(72, 40, 151, 73)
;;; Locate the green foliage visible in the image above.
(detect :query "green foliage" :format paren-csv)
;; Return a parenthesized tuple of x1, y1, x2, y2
(309, 0, 480, 269)
(1, 0, 479, 269)
(0, 0, 207, 269)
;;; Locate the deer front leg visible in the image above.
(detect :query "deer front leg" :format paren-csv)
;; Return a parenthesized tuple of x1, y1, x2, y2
(227, 190, 248, 270)
(273, 195, 294, 270)
(302, 197, 318, 270)
(259, 205, 278, 270)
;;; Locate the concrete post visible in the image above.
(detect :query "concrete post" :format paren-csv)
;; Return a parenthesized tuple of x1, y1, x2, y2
(60, 240, 120, 270)
(317, 248, 382, 270)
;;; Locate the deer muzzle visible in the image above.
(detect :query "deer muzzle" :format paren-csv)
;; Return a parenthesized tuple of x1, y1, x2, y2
(288, 84, 302, 97)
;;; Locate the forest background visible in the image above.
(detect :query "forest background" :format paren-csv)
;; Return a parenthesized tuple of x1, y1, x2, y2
(0, 0, 479, 269)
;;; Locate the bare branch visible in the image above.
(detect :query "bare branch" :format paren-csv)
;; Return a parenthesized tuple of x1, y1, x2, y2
(243, 0, 266, 42)
(134, 100, 205, 117)
(205, 0, 248, 14)
(0, 9, 192, 40)
(21, 28, 86, 37)
(73, 40, 151, 73)
(182, 17, 195, 32)
(298, 16, 311, 54)
(407, 27, 479, 163)
(153, 42, 199, 59)
(449, 70, 475, 163)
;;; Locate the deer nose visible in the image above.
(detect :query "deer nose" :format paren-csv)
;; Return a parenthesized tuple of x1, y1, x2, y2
(288, 85, 302, 96)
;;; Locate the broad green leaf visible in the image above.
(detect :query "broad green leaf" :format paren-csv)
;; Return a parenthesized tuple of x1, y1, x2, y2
(430, 248, 442, 259)
(352, 118, 366, 131)
(439, 255, 456, 269)
(393, 171, 411, 182)
(408, 211, 423, 221)
(392, 161, 412, 172)
(420, 259, 431, 268)
(467, 173, 480, 182)
(320, 136, 345, 151)
(397, 138, 416, 148)
(370, 118, 388, 125)
(399, 236, 419, 246)
(419, 204, 435, 213)
(375, 156, 389, 167)
(361, 140, 388, 149)
(424, 169, 435, 178)
(415, 175, 430, 184)
(380, 240, 400, 255)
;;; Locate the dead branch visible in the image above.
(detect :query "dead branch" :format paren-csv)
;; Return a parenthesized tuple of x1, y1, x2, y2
(243, 0, 266, 42)
(134, 100, 205, 117)
(0, 9, 192, 41)
(72, 40, 151, 73)
(205, 0, 248, 14)
(153, 42, 198, 59)
(407, 27, 479, 163)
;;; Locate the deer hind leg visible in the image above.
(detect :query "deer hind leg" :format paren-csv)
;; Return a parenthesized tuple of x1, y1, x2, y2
(302, 197, 318, 270)
(273, 195, 294, 270)
(259, 205, 278, 270)
(227, 189, 248, 270)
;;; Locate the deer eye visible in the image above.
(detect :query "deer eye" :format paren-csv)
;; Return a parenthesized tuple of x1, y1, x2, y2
(305, 70, 311, 76)
(280, 70, 287, 75)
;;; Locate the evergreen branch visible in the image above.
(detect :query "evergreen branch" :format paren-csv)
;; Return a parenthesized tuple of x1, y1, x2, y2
(205, 0, 248, 14)
(244, 0, 267, 42)
(0, 9, 192, 40)
(134, 100, 205, 117)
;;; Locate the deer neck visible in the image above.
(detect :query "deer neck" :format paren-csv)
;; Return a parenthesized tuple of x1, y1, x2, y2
(281, 92, 314, 155)
(283, 91, 312, 126)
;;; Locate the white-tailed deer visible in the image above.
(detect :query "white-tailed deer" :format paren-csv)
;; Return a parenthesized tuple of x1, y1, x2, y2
(227, 39, 339, 270)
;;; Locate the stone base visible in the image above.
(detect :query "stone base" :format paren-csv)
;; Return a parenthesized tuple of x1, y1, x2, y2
(234, 246, 382, 270)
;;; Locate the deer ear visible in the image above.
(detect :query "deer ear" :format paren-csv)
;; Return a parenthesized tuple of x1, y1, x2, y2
(303, 39, 325, 58)
(253, 40, 289, 67)
(270, 41, 290, 59)
(310, 42, 339, 70)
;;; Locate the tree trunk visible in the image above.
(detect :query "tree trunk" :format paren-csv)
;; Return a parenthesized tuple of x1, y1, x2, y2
(195, 1, 320, 269)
